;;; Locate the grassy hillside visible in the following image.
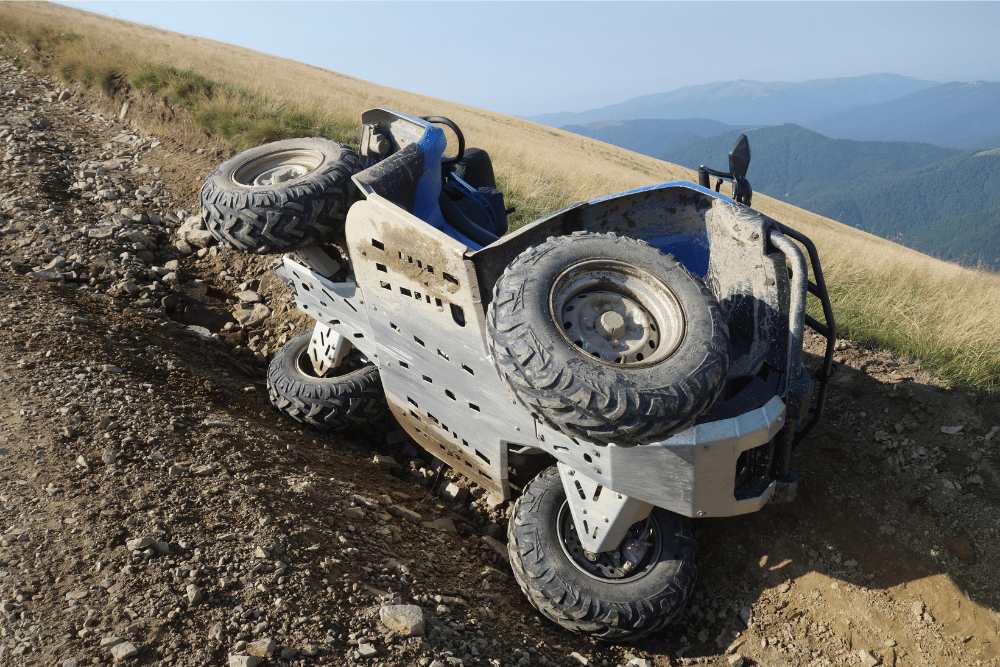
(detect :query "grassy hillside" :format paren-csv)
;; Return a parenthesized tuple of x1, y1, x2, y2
(3, 2, 1000, 392)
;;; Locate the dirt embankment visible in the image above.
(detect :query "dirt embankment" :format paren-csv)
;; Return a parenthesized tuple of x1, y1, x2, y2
(0, 59, 998, 667)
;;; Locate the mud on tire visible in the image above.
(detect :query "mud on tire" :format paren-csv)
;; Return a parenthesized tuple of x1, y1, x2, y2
(201, 138, 359, 254)
(487, 231, 729, 445)
(508, 466, 697, 641)
(267, 333, 388, 430)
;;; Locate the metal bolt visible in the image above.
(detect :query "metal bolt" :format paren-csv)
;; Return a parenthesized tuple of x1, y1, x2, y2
(697, 511, 706, 517)
(702, 444, 710, 451)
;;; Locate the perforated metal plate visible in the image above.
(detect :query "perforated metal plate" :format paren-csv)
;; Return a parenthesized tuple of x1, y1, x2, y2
(345, 196, 517, 499)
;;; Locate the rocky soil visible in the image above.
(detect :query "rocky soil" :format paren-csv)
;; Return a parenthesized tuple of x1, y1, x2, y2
(1, 58, 999, 667)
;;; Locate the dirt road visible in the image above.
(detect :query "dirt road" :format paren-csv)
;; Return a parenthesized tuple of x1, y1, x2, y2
(1, 59, 998, 667)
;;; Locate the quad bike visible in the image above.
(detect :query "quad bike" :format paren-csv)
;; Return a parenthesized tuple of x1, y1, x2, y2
(201, 109, 836, 641)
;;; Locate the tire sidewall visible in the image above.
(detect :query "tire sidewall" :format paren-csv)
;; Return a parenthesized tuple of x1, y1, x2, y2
(201, 138, 359, 254)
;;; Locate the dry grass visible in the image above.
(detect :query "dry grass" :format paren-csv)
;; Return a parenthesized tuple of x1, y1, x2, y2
(3, 1, 999, 390)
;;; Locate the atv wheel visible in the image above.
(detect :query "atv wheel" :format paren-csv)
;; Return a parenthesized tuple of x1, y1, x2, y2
(508, 466, 697, 641)
(201, 138, 359, 254)
(488, 231, 728, 445)
(267, 332, 388, 430)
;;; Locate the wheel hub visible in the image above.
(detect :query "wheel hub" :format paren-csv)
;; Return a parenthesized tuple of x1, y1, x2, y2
(550, 260, 686, 366)
(232, 148, 325, 188)
(253, 165, 308, 186)
(558, 502, 659, 581)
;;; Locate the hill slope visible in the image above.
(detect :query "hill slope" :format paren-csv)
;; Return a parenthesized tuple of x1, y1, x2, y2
(2, 5, 1000, 667)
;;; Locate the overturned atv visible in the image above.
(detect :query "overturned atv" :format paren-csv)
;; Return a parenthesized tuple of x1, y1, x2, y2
(201, 109, 835, 641)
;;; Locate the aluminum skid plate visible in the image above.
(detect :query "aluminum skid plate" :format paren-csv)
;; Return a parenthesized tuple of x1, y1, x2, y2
(345, 195, 514, 499)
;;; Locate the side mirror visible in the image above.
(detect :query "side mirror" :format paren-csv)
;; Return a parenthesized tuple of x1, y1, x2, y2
(728, 134, 751, 180)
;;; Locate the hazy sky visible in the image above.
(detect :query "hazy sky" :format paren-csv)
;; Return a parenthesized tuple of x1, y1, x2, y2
(56, 1, 1000, 117)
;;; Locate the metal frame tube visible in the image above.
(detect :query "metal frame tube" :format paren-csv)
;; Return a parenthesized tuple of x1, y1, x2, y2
(768, 230, 808, 387)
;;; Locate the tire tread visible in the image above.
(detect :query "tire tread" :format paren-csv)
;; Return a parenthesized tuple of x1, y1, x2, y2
(267, 333, 388, 430)
(488, 232, 728, 445)
(508, 467, 697, 641)
(200, 139, 359, 254)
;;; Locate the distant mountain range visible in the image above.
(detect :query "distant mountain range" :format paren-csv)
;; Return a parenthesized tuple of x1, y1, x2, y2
(561, 118, 741, 157)
(529, 74, 940, 130)
(536, 74, 1000, 267)
(810, 81, 1000, 149)
(531, 74, 1000, 150)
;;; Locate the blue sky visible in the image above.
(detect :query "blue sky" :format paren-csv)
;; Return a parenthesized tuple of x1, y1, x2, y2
(56, 2, 1000, 117)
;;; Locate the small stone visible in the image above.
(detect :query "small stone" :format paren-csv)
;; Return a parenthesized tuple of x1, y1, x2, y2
(186, 583, 202, 604)
(727, 655, 746, 667)
(343, 507, 365, 521)
(356, 643, 378, 658)
(235, 290, 260, 303)
(27, 269, 63, 282)
(858, 649, 880, 667)
(279, 648, 298, 660)
(177, 216, 214, 248)
(63, 659, 80, 667)
(940, 425, 963, 435)
(387, 505, 421, 524)
(740, 605, 753, 627)
(373, 454, 397, 469)
(440, 481, 469, 503)
(100, 636, 124, 648)
(777, 582, 790, 593)
(102, 449, 117, 464)
(245, 638, 276, 658)
(110, 641, 138, 661)
(379, 604, 425, 636)
(234, 304, 271, 327)
(911, 601, 924, 618)
(422, 518, 457, 533)
(569, 652, 589, 665)
(228, 657, 260, 667)
(126, 537, 154, 551)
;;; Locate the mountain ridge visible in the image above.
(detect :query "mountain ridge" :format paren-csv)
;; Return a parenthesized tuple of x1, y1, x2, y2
(526, 73, 940, 128)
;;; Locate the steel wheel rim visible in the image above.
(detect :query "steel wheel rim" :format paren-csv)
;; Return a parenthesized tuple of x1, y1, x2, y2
(557, 501, 662, 582)
(550, 259, 686, 367)
(232, 148, 326, 187)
